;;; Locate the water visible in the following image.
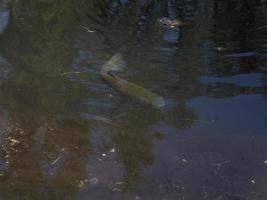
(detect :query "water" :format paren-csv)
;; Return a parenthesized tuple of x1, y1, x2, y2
(0, 0, 266, 199)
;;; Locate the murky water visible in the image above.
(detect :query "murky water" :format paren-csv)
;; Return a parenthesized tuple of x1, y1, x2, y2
(0, 0, 266, 199)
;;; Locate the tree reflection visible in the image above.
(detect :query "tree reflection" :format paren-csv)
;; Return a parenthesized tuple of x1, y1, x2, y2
(209, 0, 265, 76)
(0, 0, 91, 198)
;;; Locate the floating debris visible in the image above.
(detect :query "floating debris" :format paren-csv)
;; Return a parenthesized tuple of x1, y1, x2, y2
(90, 177, 98, 185)
(158, 17, 183, 27)
(77, 179, 89, 188)
(81, 25, 95, 33)
(264, 160, 267, 165)
(212, 46, 227, 52)
(109, 148, 115, 153)
(61, 71, 81, 76)
(77, 180, 85, 188)
(251, 180, 256, 184)
(50, 148, 68, 165)
(10, 138, 20, 146)
(115, 181, 125, 185)
(51, 156, 62, 166)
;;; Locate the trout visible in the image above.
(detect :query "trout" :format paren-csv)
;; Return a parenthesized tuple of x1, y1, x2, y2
(101, 54, 165, 107)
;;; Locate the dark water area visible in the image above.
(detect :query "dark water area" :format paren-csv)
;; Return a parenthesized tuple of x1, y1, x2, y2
(0, 0, 266, 199)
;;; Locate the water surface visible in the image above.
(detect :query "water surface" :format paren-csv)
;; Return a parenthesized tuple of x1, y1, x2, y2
(0, 0, 267, 199)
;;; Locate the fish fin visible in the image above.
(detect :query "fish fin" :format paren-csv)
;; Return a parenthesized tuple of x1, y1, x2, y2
(106, 53, 126, 72)
(109, 53, 126, 66)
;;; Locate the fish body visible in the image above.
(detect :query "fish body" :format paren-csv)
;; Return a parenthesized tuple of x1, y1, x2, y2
(101, 54, 165, 108)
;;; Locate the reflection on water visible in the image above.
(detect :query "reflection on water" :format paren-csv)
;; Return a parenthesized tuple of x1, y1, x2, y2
(0, 0, 266, 199)
(0, 8, 10, 34)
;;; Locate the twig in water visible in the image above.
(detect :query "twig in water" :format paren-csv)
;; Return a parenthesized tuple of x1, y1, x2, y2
(51, 156, 62, 165)
(61, 71, 81, 76)
(81, 25, 95, 33)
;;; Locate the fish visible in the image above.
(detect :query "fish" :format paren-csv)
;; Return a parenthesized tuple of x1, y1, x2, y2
(101, 54, 165, 108)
